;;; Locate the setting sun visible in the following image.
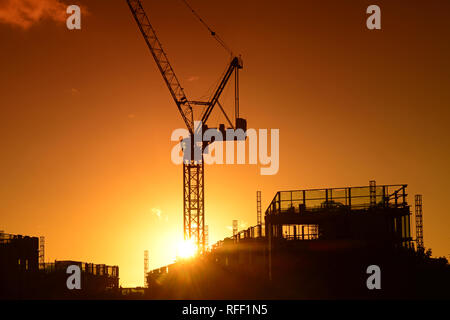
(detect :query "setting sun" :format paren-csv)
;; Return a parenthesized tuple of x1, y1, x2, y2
(176, 240, 197, 259)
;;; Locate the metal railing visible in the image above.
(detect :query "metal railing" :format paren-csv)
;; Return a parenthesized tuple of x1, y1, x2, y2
(41, 261, 119, 277)
(266, 184, 408, 216)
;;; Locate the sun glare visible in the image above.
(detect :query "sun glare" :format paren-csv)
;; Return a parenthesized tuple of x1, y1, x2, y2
(177, 239, 197, 259)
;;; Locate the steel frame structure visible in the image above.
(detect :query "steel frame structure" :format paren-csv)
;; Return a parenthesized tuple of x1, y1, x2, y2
(144, 250, 149, 287)
(183, 161, 205, 251)
(257, 191, 262, 226)
(415, 194, 424, 251)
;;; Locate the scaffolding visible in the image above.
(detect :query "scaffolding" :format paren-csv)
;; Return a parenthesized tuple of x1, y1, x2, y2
(144, 250, 149, 288)
(232, 220, 238, 237)
(370, 180, 376, 206)
(257, 191, 262, 226)
(415, 195, 424, 251)
(39, 236, 45, 269)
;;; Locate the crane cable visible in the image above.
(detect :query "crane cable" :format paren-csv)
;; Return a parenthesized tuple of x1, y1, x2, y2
(181, 0, 234, 56)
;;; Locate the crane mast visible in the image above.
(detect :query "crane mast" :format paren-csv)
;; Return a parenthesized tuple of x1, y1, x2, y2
(126, 0, 245, 254)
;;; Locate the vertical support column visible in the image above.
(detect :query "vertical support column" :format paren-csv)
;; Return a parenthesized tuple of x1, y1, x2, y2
(267, 221, 272, 281)
(370, 180, 376, 207)
(232, 220, 238, 238)
(144, 250, 149, 288)
(39, 236, 45, 270)
(348, 187, 352, 208)
(415, 194, 424, 252)
(257, 191, 262, 226)
(235, 66, 239, 120)
(402, 185, 407, 207)
(183, 159, 205, 254)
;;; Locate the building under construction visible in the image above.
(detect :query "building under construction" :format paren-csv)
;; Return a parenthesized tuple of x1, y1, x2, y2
(145, 183, 449, 299)
(0, 232, 119, 299)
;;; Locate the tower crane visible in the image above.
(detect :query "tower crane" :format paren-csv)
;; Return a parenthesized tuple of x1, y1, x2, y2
(126, 0, 246, 253)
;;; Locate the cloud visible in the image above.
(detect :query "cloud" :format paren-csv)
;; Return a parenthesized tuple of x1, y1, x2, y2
(151, 208, 162, 219)
(187, 76, 200, 82)
(0, 0, 69, 29)
(151, 208, 168, 222)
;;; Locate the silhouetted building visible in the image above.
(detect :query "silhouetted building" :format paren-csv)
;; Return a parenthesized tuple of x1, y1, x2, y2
(144, 183, 450, 299)
(0, 233, 39, 298)
(0, 232, 119, 299)
(265, 184, 412, 248)
(39, 260, 119, 298)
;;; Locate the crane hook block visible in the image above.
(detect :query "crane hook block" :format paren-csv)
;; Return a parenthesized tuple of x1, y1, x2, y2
(236, 118, 247, 132)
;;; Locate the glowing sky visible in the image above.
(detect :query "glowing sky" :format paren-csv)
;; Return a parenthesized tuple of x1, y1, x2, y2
(1, 0, 449, 287)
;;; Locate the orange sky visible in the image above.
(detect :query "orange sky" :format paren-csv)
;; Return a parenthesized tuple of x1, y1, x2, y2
(1, 0, 449, 287)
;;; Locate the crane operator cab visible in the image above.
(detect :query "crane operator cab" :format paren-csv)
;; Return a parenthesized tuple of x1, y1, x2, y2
(218, 118, 247, 141)
(205, 118, 247, 143)
(194, 117, 247, 158)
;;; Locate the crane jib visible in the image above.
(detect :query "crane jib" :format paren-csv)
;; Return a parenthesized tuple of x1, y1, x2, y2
(126, 0, 194, 134)
(126, 0, 244, 138)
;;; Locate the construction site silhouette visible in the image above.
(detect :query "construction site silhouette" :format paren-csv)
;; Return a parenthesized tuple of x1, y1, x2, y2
(1, 183, 449, 299)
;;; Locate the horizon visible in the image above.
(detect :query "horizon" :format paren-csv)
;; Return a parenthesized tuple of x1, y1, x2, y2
(1, 0, 450, 287)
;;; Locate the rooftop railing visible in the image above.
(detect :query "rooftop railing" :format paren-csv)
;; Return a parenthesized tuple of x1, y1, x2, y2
(265, 184, 408, 216)
(42, 261, 119, 277)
